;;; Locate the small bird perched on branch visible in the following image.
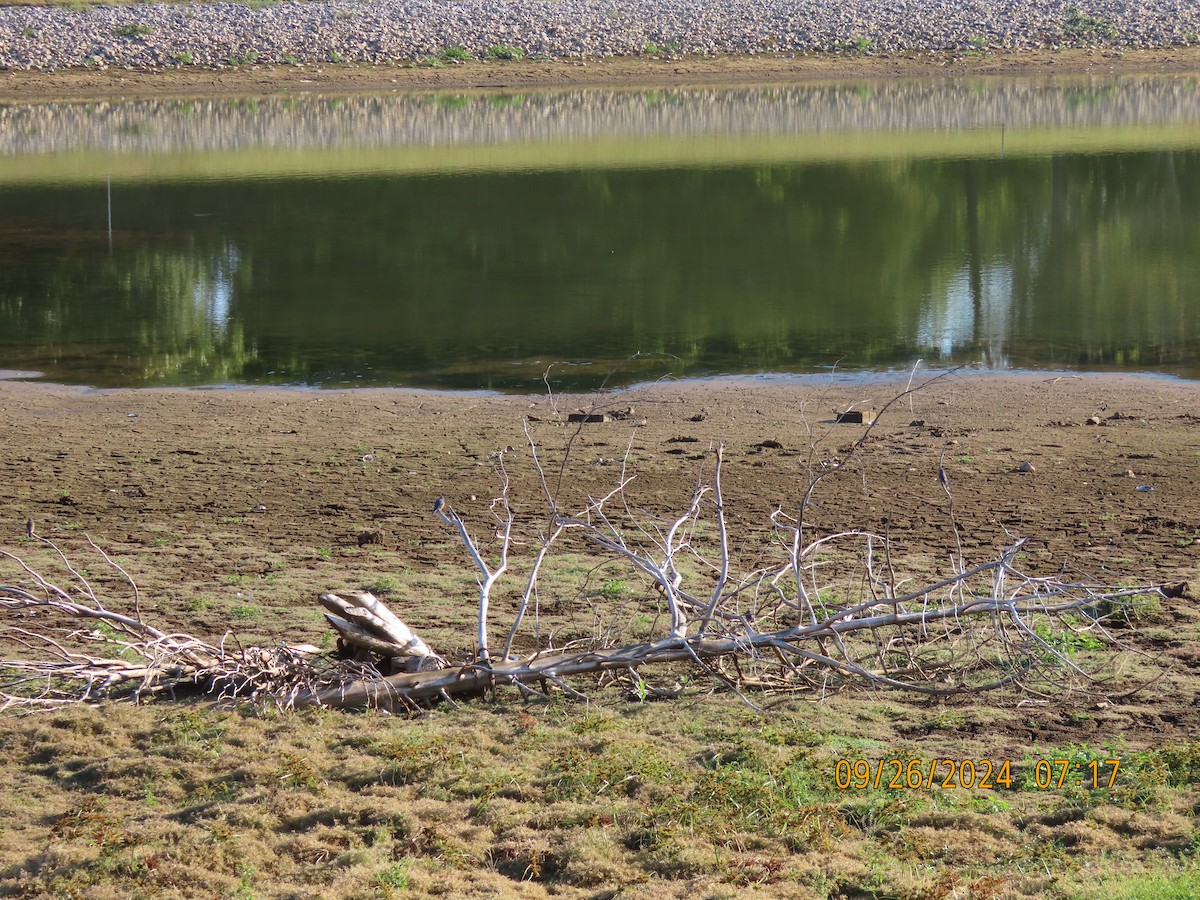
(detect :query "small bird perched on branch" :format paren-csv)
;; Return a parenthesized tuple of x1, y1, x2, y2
(432, 497, 445, 514)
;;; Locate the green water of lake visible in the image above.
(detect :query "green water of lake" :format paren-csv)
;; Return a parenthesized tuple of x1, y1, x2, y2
(2, 77, 1199, 390)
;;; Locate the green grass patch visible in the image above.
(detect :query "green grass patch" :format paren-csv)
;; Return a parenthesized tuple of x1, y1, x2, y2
(548, 737, 680, 801)
(1078, 870, 1200, 900)
(642, 40, 680, 55)
(1020, 742, 1172, 808)
(0, 697, 1194, 896)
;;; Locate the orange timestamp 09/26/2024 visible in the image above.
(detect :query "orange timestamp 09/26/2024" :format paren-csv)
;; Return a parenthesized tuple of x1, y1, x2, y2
(833, 757, 1122, 791)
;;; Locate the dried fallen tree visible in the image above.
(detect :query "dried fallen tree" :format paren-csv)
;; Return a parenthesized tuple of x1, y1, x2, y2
(0, 380, 1170, 713)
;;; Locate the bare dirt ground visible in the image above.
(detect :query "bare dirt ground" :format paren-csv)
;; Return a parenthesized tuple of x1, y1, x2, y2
(1, 372, 1198, 730)
(4, 46, 1200, 101)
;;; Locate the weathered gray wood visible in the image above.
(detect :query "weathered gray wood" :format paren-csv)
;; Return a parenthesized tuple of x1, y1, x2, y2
(318, 590, 433, 658)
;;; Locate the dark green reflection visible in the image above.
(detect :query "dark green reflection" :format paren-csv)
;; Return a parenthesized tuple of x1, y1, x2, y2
(1, 151, 1198, 390)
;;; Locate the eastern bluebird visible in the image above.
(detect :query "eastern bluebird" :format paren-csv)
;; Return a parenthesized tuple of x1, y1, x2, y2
(433, 497, 445, 514)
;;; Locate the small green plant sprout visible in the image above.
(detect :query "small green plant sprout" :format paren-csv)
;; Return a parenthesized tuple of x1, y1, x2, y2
(485, 44, 526, 60)
(366, 574, 401, 594)
(631, 672, 650, 703)
(234, 863, 256, 900)
(328, 49, 344, 62)
(1090, 591, 1161, 624)
(599, 578, 628, 600)
(441, 45, 472, 62)
(280, 52, 297, 64)
(1033, 619, 1105, 655)
(275, 751, 324, 793)
(376, 861, 410, 893)
(20, 26, 37, 38)
(172, 50, 193, 65)
(114, 23, 153, 39)
(967, 36, 987, 48)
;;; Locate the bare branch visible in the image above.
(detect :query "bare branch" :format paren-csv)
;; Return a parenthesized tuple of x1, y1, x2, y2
(434, 453, 513, 664)
(0, 370, 1168, 713)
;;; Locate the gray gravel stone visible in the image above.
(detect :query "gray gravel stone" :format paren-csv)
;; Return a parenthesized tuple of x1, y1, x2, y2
(0, 0, 1197, 72)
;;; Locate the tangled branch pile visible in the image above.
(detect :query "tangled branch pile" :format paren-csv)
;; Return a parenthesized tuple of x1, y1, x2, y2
(0, 381, 1166, 713)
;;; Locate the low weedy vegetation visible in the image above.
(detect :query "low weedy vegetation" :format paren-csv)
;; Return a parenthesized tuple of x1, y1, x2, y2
(1063, 6, 1118, 41)
(113, 22, 153, 38)
(0, 529, 1195, 895)
(1, 699, 1197, 897)
(485, 44, 527, 61)
(834, 36, 874, 53)
(642, 40, 681, 56)
(225, 48, 260, 66)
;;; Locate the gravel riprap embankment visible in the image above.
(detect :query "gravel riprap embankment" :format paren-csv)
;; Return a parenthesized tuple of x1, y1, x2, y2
(0, 0, 1197, 72)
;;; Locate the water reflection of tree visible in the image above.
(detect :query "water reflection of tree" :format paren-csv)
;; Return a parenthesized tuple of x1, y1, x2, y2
(0, 237, 253, 386)
(207, 164, 979, 383)
(899, 151, 1198, 374)
(122, 242, 252, 383)
(1012, 152, 1199, 369)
